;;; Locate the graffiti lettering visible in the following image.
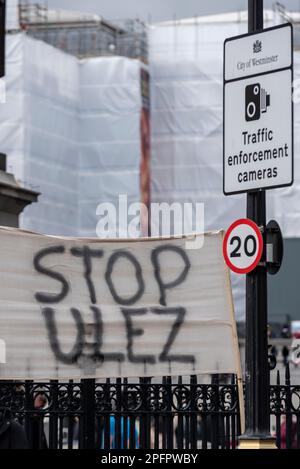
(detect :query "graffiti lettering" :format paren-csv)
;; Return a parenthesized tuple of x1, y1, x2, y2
(70, 246, 103, 304)
(151, 245, 191, 306)
(34, 246, 69, 304)
(34, 244, 195, 370)
(151, 307, 195, 363)
(105, 251, 145, 305)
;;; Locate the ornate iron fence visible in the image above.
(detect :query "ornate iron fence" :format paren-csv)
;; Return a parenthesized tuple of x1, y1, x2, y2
(0, 365, 299, 449)
(270, 366, 300, 449)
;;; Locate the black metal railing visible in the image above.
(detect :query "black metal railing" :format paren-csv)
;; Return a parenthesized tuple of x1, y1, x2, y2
(270, 365, 300, 449)
(0, 365, 299, 449)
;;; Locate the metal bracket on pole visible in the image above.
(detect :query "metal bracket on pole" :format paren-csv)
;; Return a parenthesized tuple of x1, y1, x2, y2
(266, 220, 283, 275)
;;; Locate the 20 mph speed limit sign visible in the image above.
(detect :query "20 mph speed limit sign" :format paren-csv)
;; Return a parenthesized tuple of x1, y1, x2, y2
(223, 219, 263, 274)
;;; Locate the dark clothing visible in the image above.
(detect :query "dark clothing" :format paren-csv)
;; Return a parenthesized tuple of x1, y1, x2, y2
(282, 346, 289, 357)
(282, 346, 289, 366)
(0, 408, 28, 449)
(29, 416, 48, 449)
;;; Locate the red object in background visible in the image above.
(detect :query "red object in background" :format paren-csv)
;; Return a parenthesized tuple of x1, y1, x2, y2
(280, 419, 298, 449)
(140, 68, 151, 237)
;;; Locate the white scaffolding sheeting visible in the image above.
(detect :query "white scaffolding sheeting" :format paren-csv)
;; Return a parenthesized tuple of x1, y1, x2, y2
(22, 35, 79, 235)
(0, 34, 24, 181)
(2, 34, 143, 236)
(6, 0, 19, 31)
(78, 57, 142, 237)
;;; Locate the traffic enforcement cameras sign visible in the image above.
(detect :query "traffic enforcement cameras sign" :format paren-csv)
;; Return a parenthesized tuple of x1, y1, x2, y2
(223, 24, 293, 195)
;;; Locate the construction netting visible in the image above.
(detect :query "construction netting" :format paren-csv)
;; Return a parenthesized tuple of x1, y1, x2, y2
(2, 33, 146, 237)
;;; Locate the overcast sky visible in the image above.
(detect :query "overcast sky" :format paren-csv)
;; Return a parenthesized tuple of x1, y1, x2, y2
(45, 0, 300, 23)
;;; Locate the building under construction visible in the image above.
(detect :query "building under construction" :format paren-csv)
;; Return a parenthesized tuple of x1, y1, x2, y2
(18, 1, 148, 60)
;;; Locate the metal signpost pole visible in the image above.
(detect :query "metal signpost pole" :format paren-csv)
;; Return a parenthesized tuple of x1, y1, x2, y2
(239, 0, 276, 449)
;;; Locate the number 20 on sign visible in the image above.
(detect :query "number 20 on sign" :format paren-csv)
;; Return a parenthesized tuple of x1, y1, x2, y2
(223, 218, 263, 274)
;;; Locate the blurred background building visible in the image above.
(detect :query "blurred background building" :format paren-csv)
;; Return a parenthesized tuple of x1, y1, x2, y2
(18, 2, 148, 60)
(3, 1, 150, 238)
(2, 1, 300, 328)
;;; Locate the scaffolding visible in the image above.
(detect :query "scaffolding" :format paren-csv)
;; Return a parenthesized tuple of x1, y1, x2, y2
(18, 1, 148, 61)
(274, 1, 300, 50)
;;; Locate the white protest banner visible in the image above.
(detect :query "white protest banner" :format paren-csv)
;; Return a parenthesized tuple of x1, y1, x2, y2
(0, 227, 241, 380)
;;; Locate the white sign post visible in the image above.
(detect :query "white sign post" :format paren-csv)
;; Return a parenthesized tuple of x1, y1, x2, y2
(223, 24, 293, 195)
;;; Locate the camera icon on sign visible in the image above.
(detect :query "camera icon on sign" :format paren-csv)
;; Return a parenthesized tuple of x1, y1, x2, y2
(245, 83, 270, 121)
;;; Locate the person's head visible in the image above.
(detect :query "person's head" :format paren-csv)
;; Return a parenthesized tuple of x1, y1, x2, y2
(33, 392, 47, 410)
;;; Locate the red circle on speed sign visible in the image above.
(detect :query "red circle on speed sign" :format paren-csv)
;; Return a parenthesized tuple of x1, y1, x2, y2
(223, 218, 263, 274)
